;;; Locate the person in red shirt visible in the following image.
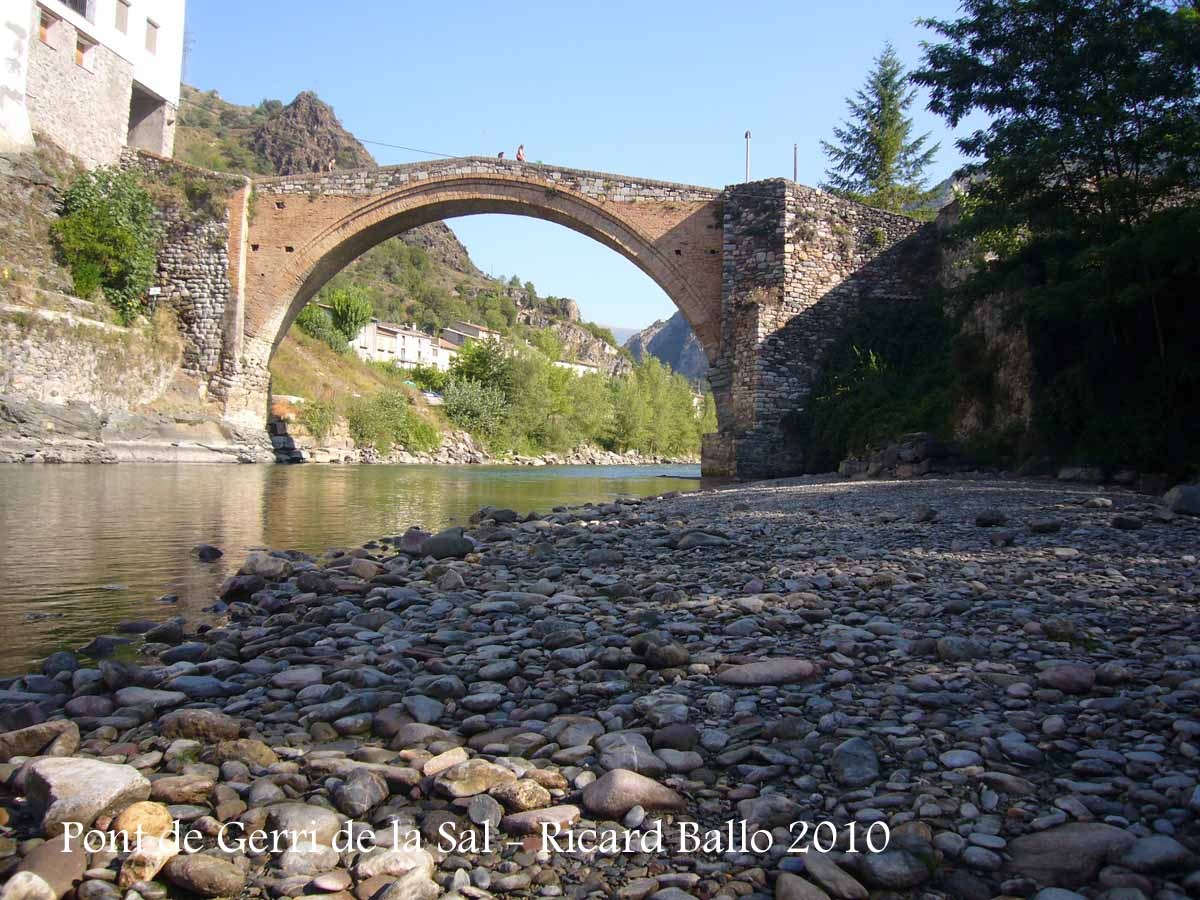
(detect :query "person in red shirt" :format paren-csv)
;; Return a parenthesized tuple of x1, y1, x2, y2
(516, 145, 526, 162)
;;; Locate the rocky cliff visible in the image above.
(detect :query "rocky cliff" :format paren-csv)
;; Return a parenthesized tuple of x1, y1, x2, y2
(250, 91, 374, 176)
(625, 311, 709, 382)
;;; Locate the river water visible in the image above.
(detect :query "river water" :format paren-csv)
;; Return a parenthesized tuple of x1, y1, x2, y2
(0, 463, 699, 676)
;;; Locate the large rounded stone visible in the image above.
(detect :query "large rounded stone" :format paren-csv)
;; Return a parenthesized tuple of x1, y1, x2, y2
(161, 854, 246, 898)
(111, 801, 173, 839)
(434, 759, 517, 798)
(830, 737, 879, 788)
(500, 804, 581, 836)
(214, 738, 278, 768)
(490, 778, 551, 812)
(580, 769, 685, 819)
(0, 721, 79, 763)
(26, 758, 151, 837)
(118, 836, 179, 888)
(267, 803, 345, 847)
(13, 835, 86, 899)
(715, 658, 816, 685)
(1006, 823, 1136, 888)
(0, 873, 56, 900)
(159, 709, 240, 742)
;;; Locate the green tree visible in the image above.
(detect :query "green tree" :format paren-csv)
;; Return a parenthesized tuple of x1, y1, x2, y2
(450, 339, 512, 391)
(821, 42, 940, 215)
(51, 167, 161, 323)
(295, 304, 349, 353)
(913, 0, 1200, 469)
(327, 286, 373, 342)
(443, 378, 509, 440)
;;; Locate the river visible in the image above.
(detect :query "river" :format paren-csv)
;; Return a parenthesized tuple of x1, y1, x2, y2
(0, 463, 700, 676)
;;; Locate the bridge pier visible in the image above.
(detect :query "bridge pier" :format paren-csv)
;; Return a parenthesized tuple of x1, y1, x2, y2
(700, 180, 927, 479)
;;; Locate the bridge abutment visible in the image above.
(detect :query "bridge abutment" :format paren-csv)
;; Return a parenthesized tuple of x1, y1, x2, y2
(700, 180, 927, 478)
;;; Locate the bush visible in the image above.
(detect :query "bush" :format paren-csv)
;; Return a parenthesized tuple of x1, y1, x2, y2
(298, 399, 336, 443)
(327, 286, 373, 342)
(405, 364, 446, 393)
(51, 167, 160, 323)
(443, 377, 509, 439)
(347, 390, 440, 454)
(295, 304, 348, 353)
(789, 298, 957, 472)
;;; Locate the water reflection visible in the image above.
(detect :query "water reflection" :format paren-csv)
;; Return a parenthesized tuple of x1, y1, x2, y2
(0, 463, 699, 675)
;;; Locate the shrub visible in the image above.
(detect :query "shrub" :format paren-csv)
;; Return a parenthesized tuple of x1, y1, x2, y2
(347, 391, 440, 454)
(443, 377, 509, 439)
(295, 304, 348, 353)
(405, 364, 446, 393)
(298, 399, 336, 443)
(51, 167, 160, 323)
(327, 286, 373, 342)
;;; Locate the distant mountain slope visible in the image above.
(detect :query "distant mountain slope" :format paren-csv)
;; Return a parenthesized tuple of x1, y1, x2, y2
(625, 311, 709, 383)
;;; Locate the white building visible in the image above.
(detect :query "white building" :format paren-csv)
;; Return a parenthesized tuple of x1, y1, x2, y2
(1, 0, 186, 165)
(440, 320, 502, 348)
(553, 359, 600, 376)
(353, 320, 458, 371)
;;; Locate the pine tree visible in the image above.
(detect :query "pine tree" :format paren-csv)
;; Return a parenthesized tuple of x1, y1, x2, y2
(821, 43, 940, 216)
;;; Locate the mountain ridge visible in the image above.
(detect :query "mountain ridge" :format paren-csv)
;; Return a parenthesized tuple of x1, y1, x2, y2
(625, 311, 709, 383)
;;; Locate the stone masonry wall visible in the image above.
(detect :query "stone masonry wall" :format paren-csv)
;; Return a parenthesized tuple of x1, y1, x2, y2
(24, 8, 132, 168)
(121, 151, 247, 401)
(711, 180, 930, 478)
(0, 309, 178, 410)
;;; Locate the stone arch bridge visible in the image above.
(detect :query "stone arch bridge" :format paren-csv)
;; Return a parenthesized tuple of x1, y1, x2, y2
(140, 154, 929, 478)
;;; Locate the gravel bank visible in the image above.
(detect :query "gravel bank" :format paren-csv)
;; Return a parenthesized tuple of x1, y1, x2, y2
(0, 474, 1197, 900)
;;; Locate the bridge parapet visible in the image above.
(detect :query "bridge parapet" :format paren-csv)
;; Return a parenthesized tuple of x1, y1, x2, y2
(251, 157, 723, 205)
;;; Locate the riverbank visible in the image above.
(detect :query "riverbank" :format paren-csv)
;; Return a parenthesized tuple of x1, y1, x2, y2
(0, 397, 696, 467)
(0, 475, 1197, 900)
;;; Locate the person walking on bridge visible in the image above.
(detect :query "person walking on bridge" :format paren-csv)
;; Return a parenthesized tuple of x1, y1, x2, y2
(516, 144, 526, 162)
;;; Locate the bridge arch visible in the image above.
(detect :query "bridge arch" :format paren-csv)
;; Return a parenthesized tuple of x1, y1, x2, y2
(249, 173, 724, 359)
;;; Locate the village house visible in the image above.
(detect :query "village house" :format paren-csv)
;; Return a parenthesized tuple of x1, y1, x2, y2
(351, 320, 458, 371)
(440, 320, 502, 348)
(1, 0, 185, 166)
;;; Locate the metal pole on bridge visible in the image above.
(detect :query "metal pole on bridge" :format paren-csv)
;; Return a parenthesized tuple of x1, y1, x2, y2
(745, 131, 751, 182)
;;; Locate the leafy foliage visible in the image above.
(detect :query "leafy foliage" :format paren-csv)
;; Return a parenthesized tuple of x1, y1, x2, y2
(440, 340, 709, 458)
(790, 299, 958, 472)
(298, 399, 336, 442)
(443, 377, 509, 440)
(327, 286, 373, 342)
(913, 0, 1200, 471)
(51, 167, 161, 323)
(294, 304, 348, 353)
(347, 390, 440, 454)
(821, 43, 940, 216)
(403, 364, 447, 393)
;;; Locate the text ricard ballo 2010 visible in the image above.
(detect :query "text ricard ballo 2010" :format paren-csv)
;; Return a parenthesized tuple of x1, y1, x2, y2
(63, 817, 891, 857)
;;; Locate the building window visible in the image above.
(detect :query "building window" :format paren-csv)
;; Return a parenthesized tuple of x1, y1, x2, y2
(75, 37, 95, 70)
(39, 11, 56, 46)
(145, 18, 158, 54)
(59, 0, 93, 21)
(115, 0, 130, 33)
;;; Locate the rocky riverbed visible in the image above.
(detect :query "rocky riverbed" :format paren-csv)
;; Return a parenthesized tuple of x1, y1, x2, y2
(0, 475, 1198, 900)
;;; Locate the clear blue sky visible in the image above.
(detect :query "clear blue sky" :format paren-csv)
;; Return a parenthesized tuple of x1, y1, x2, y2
(184, 0, 978, 332)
